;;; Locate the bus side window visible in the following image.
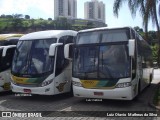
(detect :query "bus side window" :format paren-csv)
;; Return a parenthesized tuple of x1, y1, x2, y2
(1, 47, 15, 71)
(131, 31, 137, 79)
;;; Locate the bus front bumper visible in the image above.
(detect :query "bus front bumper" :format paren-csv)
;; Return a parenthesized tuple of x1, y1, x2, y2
(11, 83, 55, 95)
(73, 85, 134, 100)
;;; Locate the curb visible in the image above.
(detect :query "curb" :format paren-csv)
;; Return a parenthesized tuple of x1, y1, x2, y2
(149, 82, 160, 111)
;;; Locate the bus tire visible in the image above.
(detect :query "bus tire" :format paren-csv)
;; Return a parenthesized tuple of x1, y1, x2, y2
(70, 84, 73, 96)
(133, 80, 141, 101)
(149, 74, 152, 85)
(138, 80, 141, 96)
(67, 84, 73, 97)
(134, 80, 141, 101)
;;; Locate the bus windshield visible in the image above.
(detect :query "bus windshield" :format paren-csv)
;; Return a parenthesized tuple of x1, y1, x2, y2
(73, 44, 131, 79)
(12, 38, 56, 77)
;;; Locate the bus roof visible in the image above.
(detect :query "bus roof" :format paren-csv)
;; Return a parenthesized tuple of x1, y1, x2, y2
(20, 30, 77, 40)
(0, 34, 23, 46)
(78, 26, 132, 33)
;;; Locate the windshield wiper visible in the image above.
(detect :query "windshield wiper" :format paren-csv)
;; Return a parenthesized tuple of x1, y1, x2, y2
(17, 52, 30, 74)
(99, 50, 113, 78)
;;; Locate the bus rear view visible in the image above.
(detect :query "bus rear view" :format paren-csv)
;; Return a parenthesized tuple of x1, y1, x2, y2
(72, 27, 153, 100)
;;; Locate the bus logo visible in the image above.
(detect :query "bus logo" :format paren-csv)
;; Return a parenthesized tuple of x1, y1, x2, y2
(56, 82, 66, 92)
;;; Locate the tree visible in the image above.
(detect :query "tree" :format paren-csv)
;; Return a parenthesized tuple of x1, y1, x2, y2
(134, 26, 145, 38)
(152, 44, 159, 62)
(12, 14, 23, 18)
(11, 18, 23, 31)
(25, 15, 30, 19)
(134, 26, 143, 33)
(5, 15, 13, 18)
(113, 0, 160, 66)
(48, 18, 52, 21)
(0, 14, 6, 18)
(30, 19, 36, 31)
(54, 17, 71, 30)
(86, 21, 95, 29)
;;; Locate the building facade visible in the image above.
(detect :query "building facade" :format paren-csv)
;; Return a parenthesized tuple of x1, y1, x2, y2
(84, 0, 105, 23)
(54, 0, 77, 19)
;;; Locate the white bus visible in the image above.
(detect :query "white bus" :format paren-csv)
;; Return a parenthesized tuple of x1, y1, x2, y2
(11, 30, 77, 95)
(0, 34, 22, 92)
(71, 27, 153, 100)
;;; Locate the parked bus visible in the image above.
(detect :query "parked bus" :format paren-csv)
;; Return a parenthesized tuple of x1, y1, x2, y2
(0, 34, 23, 92)
(0, 34, 23, 45)
(11, 30, 77, 95)
(70, 27, 153, 100)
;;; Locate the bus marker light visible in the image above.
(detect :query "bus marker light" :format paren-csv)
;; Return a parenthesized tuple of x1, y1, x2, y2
(94, 92, 103, 96)
(24, 89, 31, 93)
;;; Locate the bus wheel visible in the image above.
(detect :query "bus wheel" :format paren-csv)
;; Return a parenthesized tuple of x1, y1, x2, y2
(66, 85, 73, 97)
(149, 74, 152, 85)
(138, 80, 141, 96)
(133, 80, 141, 101)
(69, 85, 73, 96)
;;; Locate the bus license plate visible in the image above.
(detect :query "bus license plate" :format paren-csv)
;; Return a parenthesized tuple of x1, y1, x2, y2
(24, 89, 31, 93)
(94, 92, 103, 96)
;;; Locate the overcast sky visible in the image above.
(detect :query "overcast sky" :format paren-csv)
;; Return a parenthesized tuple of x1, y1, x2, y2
(0, 0, 157, 31)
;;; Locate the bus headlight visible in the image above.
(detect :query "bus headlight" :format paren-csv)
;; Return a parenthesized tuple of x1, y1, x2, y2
(41, 79, 53, 87)
(10, 76, 16, 85)
(72, 81, 82, 87)
(11, 80, 16, 85)
(115, 82, 131, 88)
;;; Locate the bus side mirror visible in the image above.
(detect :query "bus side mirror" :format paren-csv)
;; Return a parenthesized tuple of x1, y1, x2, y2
(64, 43, 73, 60)
(128, 39, 135, 57)
(2, 45, 16, 57)
(49, 43, 63, 56)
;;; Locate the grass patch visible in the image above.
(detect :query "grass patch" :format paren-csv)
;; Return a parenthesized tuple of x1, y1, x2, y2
(153, 85, 160, 107)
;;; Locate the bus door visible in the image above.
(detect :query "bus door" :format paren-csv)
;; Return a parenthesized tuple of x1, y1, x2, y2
(0, 46, 16, 90)
(54, 46, 71, 94)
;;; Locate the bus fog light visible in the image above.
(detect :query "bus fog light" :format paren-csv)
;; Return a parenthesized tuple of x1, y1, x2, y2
(72, 81, 82, 87)
(116, 82, 131, 88)
(41, 79, 53, 87)
(45, 88, 50, 92)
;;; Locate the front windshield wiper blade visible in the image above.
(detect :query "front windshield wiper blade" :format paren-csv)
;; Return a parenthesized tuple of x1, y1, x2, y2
(17, 52, 30, 74)
(14, 48, 19, 62)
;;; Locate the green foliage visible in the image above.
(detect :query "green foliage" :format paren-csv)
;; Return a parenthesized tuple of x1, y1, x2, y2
(134, 26, 159, 63)
(0, 14, 97, 33)
(151, 44, 159, 62)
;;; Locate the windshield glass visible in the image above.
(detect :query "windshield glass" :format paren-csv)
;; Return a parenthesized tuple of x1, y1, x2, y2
(73, 44, 131, 79)
(77, 29, 129, 44)
(12, 38, 56, 76)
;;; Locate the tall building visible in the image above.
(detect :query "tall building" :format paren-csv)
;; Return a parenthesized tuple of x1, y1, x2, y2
(54, 0, 77, 19)
(84, 0, 105, 23)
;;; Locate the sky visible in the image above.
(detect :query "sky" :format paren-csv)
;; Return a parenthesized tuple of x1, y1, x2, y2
(0, 0, 157, 31)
